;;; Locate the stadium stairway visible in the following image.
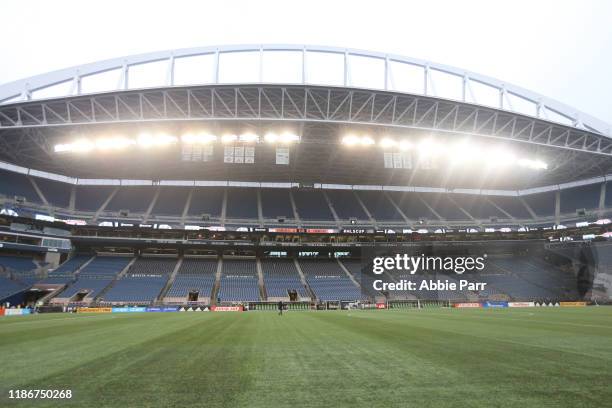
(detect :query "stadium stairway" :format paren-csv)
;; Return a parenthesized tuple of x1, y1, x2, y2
(337, 259, 361, 288)
(211, 257, 223, 305)
(293, 258, 315, 301)
(156, 257, 183, 302)
(46, 255, 96, 305)
(256, 258, 267, 301)
(36, 254, 95, 304)
(72, 255, 97, 278)
(37, 285, 71, 305)
(93, 257, 137, 302)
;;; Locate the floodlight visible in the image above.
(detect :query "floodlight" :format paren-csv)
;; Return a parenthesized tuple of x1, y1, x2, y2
(518, 158, 548, 170)
(95, 138, 114, 150)
(137, 133, 154, 147)
(361, 136, 375, 146)
(54, 144, 71, 153)
(200, 133, 217, 143)
(264, 133, 279, 143)
(486, 149, 515, 167)
(280, 132, 300, 143)
(450, 140, 477, 163)
(379, 138, 397, 148)
(182, 133, 217, 144)
(114, 137, 136, 149)
(181, 133, 195, 143)
(95, 137, 134, 150)
(156, 133, 178, 145)
(137, 133, 177, 147)
(417, 140, 439, 157)
(222, 134, 238, 143)
(398, 140, 412, 151)
(239, 133, 259, 143)
(71, 139, 95, 152)
(342, 135, 360, 146)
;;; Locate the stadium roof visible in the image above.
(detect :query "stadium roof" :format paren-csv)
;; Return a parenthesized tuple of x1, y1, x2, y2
(0, 44, 610, 190)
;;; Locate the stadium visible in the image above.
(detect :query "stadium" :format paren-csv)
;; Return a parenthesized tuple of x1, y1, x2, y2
(1, 44, 611, 407)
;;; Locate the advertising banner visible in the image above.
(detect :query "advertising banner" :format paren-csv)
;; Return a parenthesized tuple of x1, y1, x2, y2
(453, 303, 482, 308)
(112, 307, 147, 313)
(508, 302, 535, 308)
(482, 301, 509, 308)
(77, 307, 112, 313)
(211, 306, 243, 312)
(146, 306, 179, 312)
(559, 301, 587, 307)
(375, 303, 387, 309)
(4, 308, 30, 316)
(0, 307, 4, 316)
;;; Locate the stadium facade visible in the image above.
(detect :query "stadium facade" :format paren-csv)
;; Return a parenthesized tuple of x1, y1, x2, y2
(0, 45, 611, 309)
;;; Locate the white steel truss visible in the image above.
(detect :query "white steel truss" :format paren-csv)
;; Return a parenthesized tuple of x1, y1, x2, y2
(0, 85, 609, 157)
(0, 45, 609, 136)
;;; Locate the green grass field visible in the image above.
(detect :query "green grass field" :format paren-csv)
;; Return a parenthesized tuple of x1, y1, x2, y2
(1, 308, 611, 407)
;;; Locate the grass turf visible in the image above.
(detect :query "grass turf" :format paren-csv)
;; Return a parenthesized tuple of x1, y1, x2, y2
(0, 308, 611, 407)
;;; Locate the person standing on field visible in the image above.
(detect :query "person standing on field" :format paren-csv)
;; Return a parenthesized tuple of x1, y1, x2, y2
(278, 300, 283, 316)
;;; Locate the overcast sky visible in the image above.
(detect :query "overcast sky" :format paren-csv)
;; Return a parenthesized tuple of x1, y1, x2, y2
(1, 0, 611, 125)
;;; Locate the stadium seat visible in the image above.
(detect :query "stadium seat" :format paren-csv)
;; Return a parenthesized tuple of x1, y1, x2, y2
(102, 257, 176, 303)
(261, 258, 308, 299)
(218, 259, 260, 302)
(166, 258, 218, 301)
(299, 259, 360, 301)
(59, 256, 133, 300)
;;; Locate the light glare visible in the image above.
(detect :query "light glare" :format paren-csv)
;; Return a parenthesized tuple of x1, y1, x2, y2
(182, 133, 217, 144)
(342, 135, 360, 146)
(239, 133, 259, 143)
(379, 138, 397, 148)
(264, 133, 278, 143)
(222, 134, 238, 143)
(280, 132, 300, 143)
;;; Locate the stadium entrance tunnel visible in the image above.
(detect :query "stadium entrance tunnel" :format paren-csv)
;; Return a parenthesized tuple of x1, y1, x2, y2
(24, 288, 54, 305)
(188, 290, 199, 302)
(288, 289, 298, 302)
(72, 290, 91, 302)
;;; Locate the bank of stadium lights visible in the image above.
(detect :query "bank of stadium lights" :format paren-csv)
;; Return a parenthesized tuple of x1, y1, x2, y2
(55, 133, 177, 153)
(264, 132, 300, 144)
(341, 135, 548, 170)
(54, 131, 300, 153)
(137, 133, 177, 148)
(181, 133, 217, 144)
(221, 134, 238, 144)
(341, 135, 375, 146)
(240, 133, 259, 143)
(517, 158, 548, 170)
(379, 138, 413, 151)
